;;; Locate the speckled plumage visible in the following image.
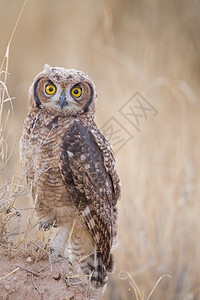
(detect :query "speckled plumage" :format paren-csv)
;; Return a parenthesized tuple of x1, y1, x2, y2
(20, 65, 121, 288)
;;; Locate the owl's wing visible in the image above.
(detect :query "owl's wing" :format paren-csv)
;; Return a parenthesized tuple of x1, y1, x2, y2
(59, 121, 120, 266)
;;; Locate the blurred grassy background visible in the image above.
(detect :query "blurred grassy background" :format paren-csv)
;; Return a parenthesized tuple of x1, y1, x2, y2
(0, 0, 200, 299)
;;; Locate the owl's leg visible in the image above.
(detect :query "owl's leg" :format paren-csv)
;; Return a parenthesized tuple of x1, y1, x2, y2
(49, 224, 70, 257)
(71, 227, 108, 288)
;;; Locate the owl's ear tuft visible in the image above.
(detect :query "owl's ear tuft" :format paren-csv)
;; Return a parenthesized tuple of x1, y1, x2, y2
(43, 64, 51, 73)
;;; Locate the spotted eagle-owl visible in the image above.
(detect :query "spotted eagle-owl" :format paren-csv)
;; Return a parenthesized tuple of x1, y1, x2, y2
(20, 64, 121, 288)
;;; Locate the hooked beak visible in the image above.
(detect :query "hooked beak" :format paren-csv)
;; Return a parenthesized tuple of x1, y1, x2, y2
(58, 91, 67, 110)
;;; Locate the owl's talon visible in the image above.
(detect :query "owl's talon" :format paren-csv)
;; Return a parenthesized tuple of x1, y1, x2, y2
(48, 244, 65, 258)
(38, 220, 57, 231)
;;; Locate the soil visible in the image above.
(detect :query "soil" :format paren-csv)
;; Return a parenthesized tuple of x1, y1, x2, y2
(0, 252, 103, 300)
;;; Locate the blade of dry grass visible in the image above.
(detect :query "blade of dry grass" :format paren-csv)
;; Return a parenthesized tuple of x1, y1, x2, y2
(0, 267, 20, 282)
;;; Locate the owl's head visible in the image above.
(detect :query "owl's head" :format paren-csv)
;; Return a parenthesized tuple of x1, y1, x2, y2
(28, 65, 97, 117)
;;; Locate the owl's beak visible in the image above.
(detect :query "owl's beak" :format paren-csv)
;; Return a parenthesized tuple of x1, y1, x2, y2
(58, 91, 67, 110)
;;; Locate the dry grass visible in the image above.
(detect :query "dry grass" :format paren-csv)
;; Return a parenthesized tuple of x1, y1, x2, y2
(0, 0, 200, 299)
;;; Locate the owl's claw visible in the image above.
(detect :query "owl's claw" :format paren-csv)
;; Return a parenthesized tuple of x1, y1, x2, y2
(38, 219, 57, 231)
(48, 246, 64, 258)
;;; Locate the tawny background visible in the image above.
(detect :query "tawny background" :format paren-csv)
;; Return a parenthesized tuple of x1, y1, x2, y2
(0, 1, 200, 299)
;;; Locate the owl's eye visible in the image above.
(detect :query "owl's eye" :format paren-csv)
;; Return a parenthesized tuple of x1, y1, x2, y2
(45, 84, 56, 95)
(71, 86, 82, 98)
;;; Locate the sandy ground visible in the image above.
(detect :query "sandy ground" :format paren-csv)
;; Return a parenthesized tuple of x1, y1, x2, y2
(0, 252, 102, 300)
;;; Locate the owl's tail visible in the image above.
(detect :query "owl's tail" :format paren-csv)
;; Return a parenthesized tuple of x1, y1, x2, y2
(89, 247, 114, 288)
(71, 229, 114, 288)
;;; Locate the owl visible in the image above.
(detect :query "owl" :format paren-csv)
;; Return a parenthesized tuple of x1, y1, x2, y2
(20, 64, 121, 288)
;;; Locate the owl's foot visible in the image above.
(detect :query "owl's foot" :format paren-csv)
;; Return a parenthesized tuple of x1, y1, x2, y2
(35, 241, 72, 267)
(49, 245, 65, 258)
(48, 224, 70, 257)
(38, 219, 57, 231)
(35, 238, 65, 258)
(35, 240, 64, 258)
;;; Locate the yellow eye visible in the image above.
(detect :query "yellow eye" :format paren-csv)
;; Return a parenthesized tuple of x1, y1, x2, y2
(45, 84, 56, 95)
(71, 86, 82, 98)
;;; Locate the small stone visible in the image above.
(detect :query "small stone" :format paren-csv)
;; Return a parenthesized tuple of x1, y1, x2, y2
(5, 285, 10, 291)
(27, 257, 32, 262)
(13, 276, 17, 281)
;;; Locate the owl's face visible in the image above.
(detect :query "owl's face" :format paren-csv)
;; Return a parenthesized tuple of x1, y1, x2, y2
(29, 65, 96, 116)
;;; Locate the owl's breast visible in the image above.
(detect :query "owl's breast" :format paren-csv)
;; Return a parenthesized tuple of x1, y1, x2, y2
(22, 114, 74, 217)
